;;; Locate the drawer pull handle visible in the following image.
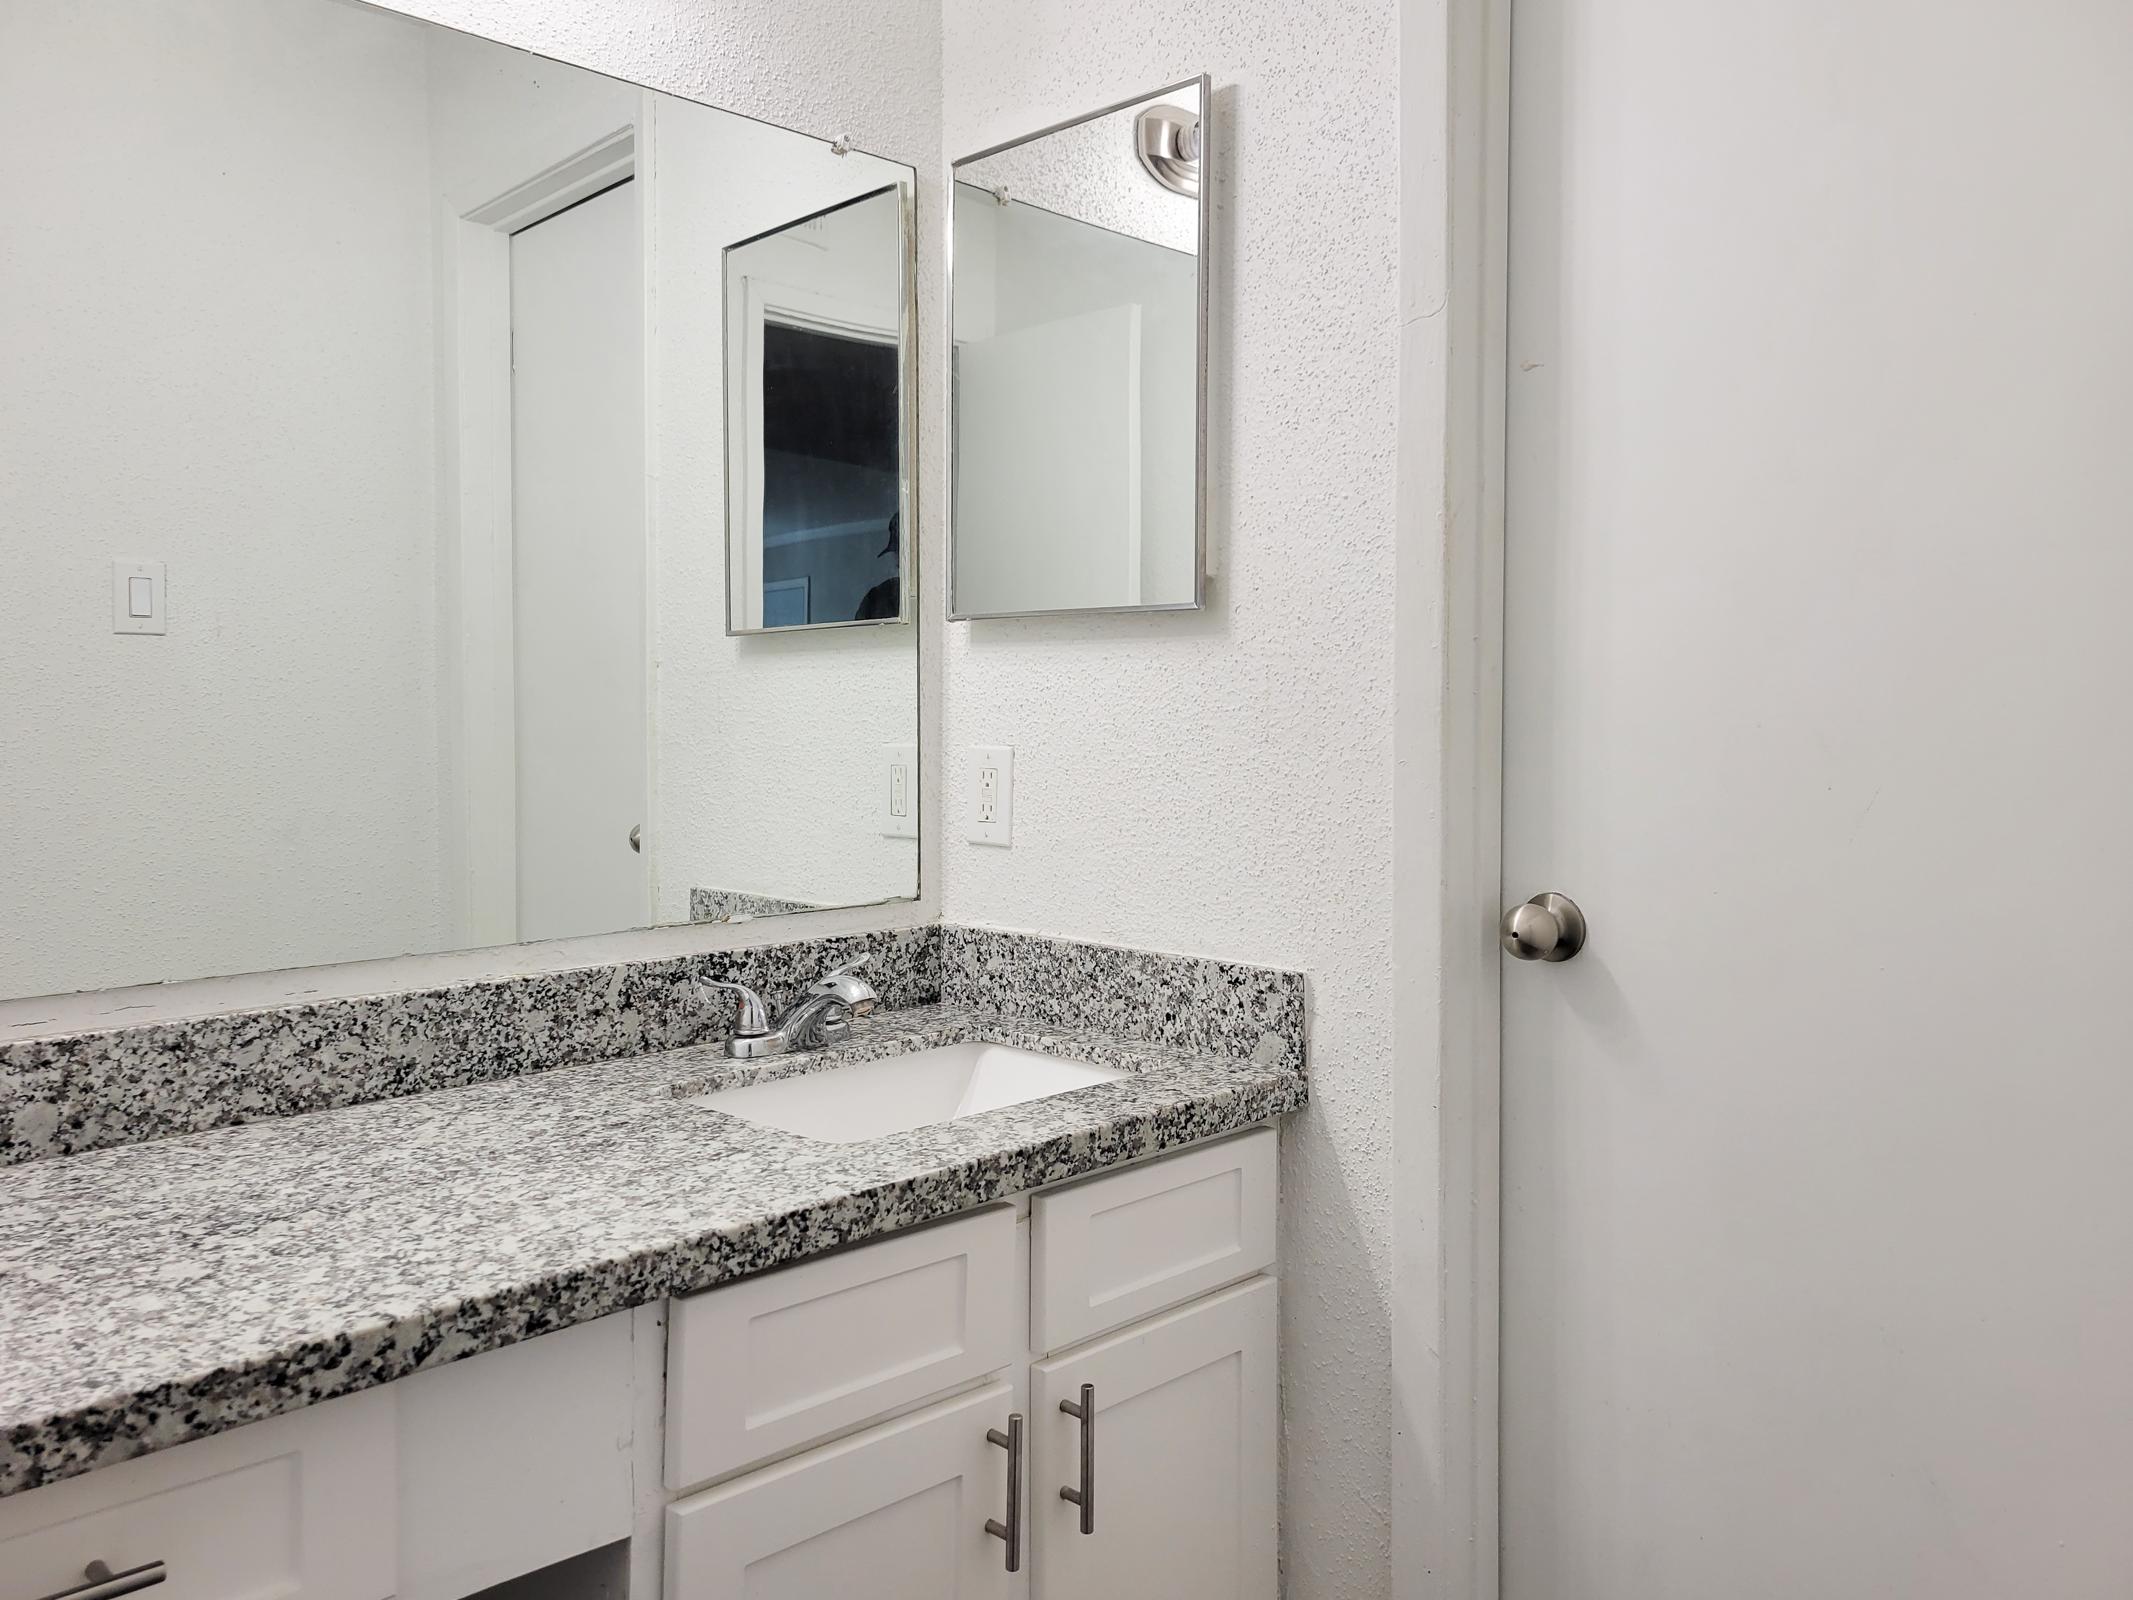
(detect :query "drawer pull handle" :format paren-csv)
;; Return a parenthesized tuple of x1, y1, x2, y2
(38, 1561, 167, 1600)
(1059, 1382, 1096, 1534)
(984, 1412, 1024, 1572)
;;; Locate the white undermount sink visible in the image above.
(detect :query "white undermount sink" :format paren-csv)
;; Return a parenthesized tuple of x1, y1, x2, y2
(685, 1041, 1130, 1143)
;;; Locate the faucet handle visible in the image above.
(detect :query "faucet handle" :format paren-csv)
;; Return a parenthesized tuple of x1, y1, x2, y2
(812, 952, 878, 1016)
(696, 978, 771, 1039)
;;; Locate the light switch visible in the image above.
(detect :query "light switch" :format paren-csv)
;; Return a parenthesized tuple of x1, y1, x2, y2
(112, 560, 167, 636)
(879, 743, 918, 839)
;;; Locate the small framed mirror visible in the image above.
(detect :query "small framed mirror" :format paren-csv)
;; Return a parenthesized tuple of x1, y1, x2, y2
(726, 183, 914, 631)
(949, 76, 1209, 619)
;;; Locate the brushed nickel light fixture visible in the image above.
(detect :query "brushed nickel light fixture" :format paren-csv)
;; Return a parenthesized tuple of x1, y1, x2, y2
(1135, 103, 1202, 197)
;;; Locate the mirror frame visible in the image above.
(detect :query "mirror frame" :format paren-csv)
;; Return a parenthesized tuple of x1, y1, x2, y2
(946, 73, 1212, 622)
(723, 176, 920, 636)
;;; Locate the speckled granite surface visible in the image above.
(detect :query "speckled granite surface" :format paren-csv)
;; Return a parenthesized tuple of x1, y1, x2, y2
(0, 926, 1303, 1168)
(688, 888, 823, 923)
(944, 925, 1308, 1070)
(0, 928, 941, 1167)
(0, 1003, 1304, 1499)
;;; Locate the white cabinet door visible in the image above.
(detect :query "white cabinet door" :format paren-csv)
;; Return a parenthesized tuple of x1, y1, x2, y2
(1031, 1128, 1276, 1351)
(0, 1390, 395, 1600)
(666, 1382, 1018, 1600)
(1029, 1277, 1276, 1600)
(667, 1206, 1016, 1491)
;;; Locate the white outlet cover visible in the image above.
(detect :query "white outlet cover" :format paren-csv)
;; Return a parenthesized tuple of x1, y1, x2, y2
(967, 745, 1014, 846)
(880, 743, 918, 839)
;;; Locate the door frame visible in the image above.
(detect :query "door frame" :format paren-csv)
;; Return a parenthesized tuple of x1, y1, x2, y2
(1391, 0, 1513, 1595)
(435, 121, 654, 946)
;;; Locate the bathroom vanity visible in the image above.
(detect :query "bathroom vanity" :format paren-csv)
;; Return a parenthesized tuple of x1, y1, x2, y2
(0, 1, 1260, 1592)
(0, 940, 1305, 1600)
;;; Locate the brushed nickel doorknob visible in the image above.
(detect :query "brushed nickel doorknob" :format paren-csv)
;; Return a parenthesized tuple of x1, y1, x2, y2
(1501, 892, 1586, 962)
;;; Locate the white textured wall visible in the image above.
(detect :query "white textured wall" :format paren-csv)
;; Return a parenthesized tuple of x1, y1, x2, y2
(389, 0, 939, 177)
(0, 0, 446, 999)
(955, 86, 1201, 254)
(940, 4, 1401, 1594)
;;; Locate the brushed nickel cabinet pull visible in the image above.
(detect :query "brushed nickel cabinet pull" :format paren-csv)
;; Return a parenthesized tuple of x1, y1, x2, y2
(985, 1412, 1024, 1572)
(37, 1560, 168, 1600)
(1059, 1381, 1096, 1534)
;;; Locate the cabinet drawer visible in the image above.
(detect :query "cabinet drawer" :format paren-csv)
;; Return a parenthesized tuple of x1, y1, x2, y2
(666, 1205, 1016, 1490)
(665, 1382, 1015, 1600)
(1031, 1128, 1277, 1352)
(0, 1389, 395, 1600)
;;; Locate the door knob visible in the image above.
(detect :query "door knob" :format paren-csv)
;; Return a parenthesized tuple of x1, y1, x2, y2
(1501, 892, 1586, 962)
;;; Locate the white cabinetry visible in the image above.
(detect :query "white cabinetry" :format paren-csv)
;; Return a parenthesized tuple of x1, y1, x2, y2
(396, 1310, 650, 1600)
(665, 1382, 1017, 1600)
(661, 1128, 1279, 1600)
(1031, 1129, 1276, 1350)
(666, 1206, 1016, 1491)
(0, 1390, 396, 1600)
(0, 1128, 1280, 1600)
(1029, 1277, 1278, 1600)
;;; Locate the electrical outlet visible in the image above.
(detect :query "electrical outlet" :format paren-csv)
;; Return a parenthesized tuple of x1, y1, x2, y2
(879, 744, 917, 839)
(967, 745, 1014, 846)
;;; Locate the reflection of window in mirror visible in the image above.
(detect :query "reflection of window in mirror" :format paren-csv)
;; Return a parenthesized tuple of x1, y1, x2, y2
(726, 184, 909, 632)
(761, 321, 901, 625)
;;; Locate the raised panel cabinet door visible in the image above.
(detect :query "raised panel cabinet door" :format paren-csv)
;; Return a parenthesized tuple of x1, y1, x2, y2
(1031, 1128, 1277, 1351)
(0, 1388, 396, 1600)
(666, 1204, 1017, 1490)
(665, 1381, 1019, 1600)
(1028, 1277, 1276, 1600)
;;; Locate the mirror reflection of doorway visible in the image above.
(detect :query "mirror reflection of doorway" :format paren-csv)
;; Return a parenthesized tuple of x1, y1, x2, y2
(508, 176, 649, 943)
(759, 319, 901, 625)
(724, 184, 906, 632)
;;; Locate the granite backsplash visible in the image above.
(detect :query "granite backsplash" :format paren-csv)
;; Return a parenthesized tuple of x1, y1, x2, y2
(0, 923, 1305, 1167)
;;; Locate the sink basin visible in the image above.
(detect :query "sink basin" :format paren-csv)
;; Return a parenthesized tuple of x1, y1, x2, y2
(685, 1041, 1130, 1143)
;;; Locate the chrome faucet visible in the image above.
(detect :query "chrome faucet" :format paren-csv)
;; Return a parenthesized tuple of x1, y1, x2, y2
(697, 954, 879, 1059)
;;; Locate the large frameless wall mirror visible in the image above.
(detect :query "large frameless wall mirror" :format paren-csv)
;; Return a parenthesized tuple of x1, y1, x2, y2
(949, 77, 1210, 619)
(0, 0, 919, 1004)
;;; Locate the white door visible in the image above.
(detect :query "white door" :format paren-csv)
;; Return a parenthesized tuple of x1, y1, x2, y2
(509, 178, 646, 942)
(1500, 3, 2133, 1596)
(664, 1382, 1017, 1600)
(1029, 1277, 1276, 1600)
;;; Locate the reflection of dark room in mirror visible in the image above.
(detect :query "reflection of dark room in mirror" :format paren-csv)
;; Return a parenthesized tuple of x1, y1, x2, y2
(761, 324, 901, 625)
(725, 180, 907, 633)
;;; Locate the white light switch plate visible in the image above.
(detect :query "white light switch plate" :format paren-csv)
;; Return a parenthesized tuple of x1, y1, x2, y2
(880, 743, 918, 839)
(111, 560, 167, 635)
(967, 745, 1014, 847)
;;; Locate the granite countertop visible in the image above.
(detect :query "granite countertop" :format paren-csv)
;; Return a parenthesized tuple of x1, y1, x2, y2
(0, 1003, 1304, 1499)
